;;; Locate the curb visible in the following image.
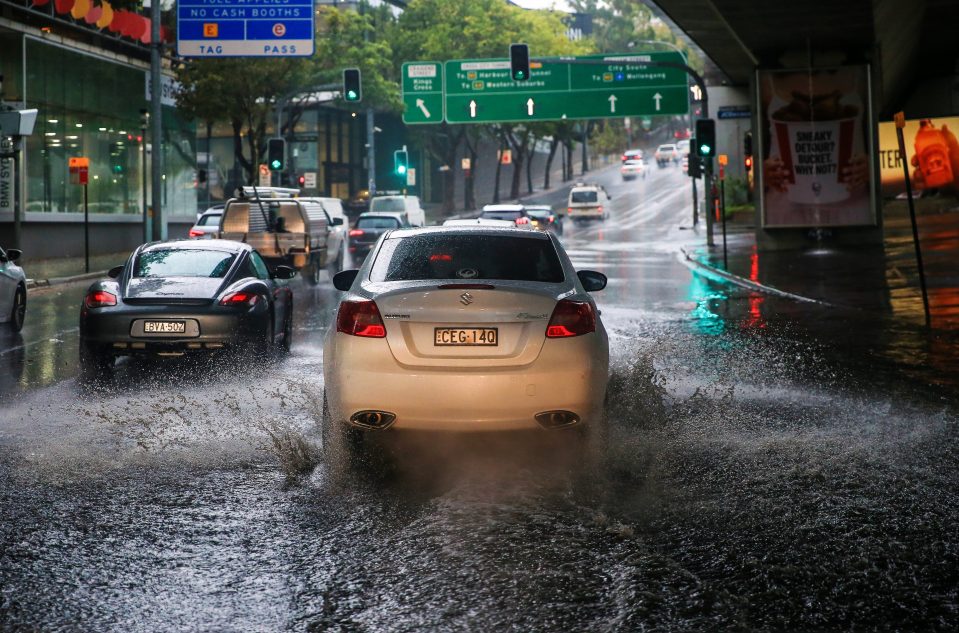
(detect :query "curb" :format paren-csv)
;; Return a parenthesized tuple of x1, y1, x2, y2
(26, 270, 107, 290)
(678, 246, 838, 307)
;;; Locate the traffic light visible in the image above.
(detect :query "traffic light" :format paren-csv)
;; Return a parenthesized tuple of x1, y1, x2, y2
(695, 118, 716, 157)
(343, 68, 361, 102)
(743, 131, 753, 171)
(688, 153, 702, 178)
(267, 138, 285, 171)
(510, 43, 530, 81)
(394, 148, 408, 176)
(109, 142, 126, 175)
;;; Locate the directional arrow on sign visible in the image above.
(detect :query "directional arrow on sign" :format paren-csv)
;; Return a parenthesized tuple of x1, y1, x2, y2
(416, 98, 431, 119)
(653, 93, 662, 111)
(527, 98, 535, 116)
(608, 94, 617, 113)
(469, 100, 477, 118)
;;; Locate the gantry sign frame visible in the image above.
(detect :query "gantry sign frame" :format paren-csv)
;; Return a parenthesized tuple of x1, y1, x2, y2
(402, 52, 689, 125)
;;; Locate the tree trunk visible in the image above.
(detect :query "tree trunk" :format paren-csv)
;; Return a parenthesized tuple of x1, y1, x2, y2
(464, 134, 478, 211)
(493, 145, 503, 204)
(232, 119, 253, 184)
(543, 137, 559, 190)
(526, 137, 535, 195)
(508, 131, 528, 200)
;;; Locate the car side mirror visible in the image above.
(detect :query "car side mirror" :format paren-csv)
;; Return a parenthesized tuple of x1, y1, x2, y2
(272, 265, 296, 280)
(5, 249, 21, 262)
(108, 265, 124, 279)
(332, 216, 344, 226)
(332, 269, 359, 292)
(577, 270, 607, 292)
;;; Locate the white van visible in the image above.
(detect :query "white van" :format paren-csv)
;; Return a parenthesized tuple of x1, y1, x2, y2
(567, 183, 611, 221)
(368, 195, 426, 227)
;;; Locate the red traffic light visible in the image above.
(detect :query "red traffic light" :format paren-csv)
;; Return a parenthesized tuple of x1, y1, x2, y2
(297, 175, 306, 186)
(744, 155, 753, 171)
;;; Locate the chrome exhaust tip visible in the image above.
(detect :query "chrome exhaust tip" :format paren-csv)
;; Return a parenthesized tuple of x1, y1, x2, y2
(534, 410, 581, 429)
(349, 410, 397, 430)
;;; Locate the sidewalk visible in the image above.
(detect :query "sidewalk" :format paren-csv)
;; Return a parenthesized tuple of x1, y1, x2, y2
(681, 207, 959, 332)
(22, 252, 127, 289)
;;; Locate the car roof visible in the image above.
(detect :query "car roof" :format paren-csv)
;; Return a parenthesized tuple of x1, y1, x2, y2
(571, 184, 600, 190)
(141, 239, 249, 253)
(481, 204, 524, 211)
(658, 143, 676, 148)
(523, 204, 551, 210)
(443, 218, 515, 227)
(358, 211, 406, 218)
(387, 225, 550, 240)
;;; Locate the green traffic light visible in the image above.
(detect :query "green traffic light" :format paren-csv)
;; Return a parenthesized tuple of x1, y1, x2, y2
(397, 165, 407, 175)
(515, 71, 525, 80)
(347, 90, 358, 101)
(270, 159, 282, 170)
(700, 144, 711, 156)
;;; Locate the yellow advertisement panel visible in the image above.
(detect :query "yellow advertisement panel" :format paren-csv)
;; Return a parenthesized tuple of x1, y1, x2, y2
(878, 117, 959, 198)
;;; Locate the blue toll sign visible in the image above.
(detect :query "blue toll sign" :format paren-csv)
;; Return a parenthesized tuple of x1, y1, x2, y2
(177, 0, 314, 58)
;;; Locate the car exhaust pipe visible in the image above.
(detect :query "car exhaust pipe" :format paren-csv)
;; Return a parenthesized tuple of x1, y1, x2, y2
(534, 410, 581, 429)
(349, 410, 397, 430)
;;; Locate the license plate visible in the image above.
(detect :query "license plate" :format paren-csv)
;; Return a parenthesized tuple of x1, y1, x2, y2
(434, 327, 498, 346)
(144, 321, 186, 334)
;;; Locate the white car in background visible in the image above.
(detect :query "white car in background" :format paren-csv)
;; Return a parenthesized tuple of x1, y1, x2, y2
(620, 158, 647, 181)
(368, 195, 426, 227)
(443, 218, 516, 228)
(0, 246, 26, 332)
(323, 226, 609, 458)
(188, 209, 223, 239)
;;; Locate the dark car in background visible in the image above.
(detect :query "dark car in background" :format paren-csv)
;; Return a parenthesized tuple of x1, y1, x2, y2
(524, 205, 563, 235)
(349, 212, 409, 261)
(78, 240, 295, 382)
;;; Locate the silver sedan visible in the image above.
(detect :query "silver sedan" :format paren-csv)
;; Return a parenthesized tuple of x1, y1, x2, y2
(0, 246, 26, 332)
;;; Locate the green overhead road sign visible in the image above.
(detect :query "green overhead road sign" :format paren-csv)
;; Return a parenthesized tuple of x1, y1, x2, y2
(402, 62, 444, 125)
(441, 52, 689, 124)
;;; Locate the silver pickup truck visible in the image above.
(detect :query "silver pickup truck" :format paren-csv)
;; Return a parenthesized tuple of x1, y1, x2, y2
(218, 191, 346, 285)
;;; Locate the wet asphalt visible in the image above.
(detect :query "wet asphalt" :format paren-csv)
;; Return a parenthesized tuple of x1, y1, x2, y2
(0, 163, 956, 631)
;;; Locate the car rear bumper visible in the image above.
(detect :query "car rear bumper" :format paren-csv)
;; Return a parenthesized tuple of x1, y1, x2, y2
(568, 206, 604, 218)
(80, 307, 268, 354)
(324, 332, 608, 432)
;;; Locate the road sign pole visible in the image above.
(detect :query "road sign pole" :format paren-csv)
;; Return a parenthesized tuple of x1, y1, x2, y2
(367, 107, 376, 196)
(84, 183, 89, 273)
(895, 111, 931, 327)
(150, 0, 163, 241)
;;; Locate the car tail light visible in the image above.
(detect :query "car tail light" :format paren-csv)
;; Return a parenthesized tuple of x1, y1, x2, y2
(219, 291, 259, 307)
(597, 206, 603, 212)
(546, 300, 595, 338)
(548, 215, 555, 223)
(336, 300, 386, 338)
(567, 207, 573, 213)
(515, 217, 530, 225)
(349, 229, 364, 237)
(621, 154, 628, 161)
(84, 290, 117, 308)
(188, 228, 204, 237)
(430, 253, 453, 262)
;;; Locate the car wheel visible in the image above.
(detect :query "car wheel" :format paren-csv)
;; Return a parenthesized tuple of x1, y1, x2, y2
(280, 303, 293, 354)
(9, 285, 25, 332)
(78, 340, 113, 384)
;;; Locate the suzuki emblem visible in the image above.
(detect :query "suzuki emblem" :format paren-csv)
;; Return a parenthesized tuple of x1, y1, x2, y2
(460, 292, 474, 306)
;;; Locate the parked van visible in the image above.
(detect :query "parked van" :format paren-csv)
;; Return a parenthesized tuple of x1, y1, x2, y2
(368, 194, 425, 226)
(218, 189, 345, 285)
(567, 183, 611, 221)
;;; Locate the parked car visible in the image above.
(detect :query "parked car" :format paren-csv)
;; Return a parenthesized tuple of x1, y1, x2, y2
(480, 204, 531, 227)
(654, 143, 679, 167)
(0, 246, 26, 332)
(620, 159, 647, 181)
(323, 226, 609, 461)
(524, 204, 563, 235)
(349, 212, 410, 261)
(217, 190, 345, 285)
(621, 149, 644, 163)
(368, 195, 426, 227)
(78, 240, 295, 382)
(188, 209, 223, 239)
(567, 184, 611, 221)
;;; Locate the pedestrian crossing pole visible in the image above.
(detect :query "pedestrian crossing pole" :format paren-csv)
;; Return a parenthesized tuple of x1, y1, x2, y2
(895, 112, 931, 327)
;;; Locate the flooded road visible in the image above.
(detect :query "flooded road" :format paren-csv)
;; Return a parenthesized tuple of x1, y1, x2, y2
(1, 164, 957, 631)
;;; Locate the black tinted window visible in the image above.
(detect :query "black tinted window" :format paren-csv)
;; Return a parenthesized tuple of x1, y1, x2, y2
(570, 190, 598, 203)
(371, 234, 564, 283)
(197, 214, 221, 226)
(357, 216, 402, 229)
(134, 249, 236, 278)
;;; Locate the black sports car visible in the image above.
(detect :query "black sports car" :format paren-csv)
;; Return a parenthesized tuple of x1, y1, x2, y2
(79, 239, 295, 380)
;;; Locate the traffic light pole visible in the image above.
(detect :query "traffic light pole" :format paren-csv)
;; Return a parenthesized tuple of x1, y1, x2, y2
(367, 107, 376, 196)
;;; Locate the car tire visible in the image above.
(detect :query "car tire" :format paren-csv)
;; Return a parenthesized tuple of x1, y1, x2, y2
(78, 340, 113, 384)
(8, 285, 25, 332)
(280, 303, 293, 354)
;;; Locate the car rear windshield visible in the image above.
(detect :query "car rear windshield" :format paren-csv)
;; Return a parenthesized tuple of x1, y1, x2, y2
(134, 249, 237, 278)
(658, 145, 676, 151)
(357, 216, 403, 229)
(370, 234, 564, 283)
(570, 190, 598, 203)
(196, 214, 221, 226)
(480, 210, 522, 221)
(369, 198, 406, 212)
(526, 210, 550, 219)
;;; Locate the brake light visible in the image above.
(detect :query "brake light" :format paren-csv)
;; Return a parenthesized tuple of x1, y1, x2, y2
(546, 300, 595, 338)
(567, 207, 573, 213)
(84, 290, 117, 308)
(597, 206, 603, 212)
(336, 300, 386, 338)
(516, 217, 530, 225)
(548, 215, 555, 223)
(430, 253, 453, 262)
(219, 291, 259, 307)
(349, 229, 364, 237)
(188, 228, 204, 237)
(621, 154, 627, 161)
